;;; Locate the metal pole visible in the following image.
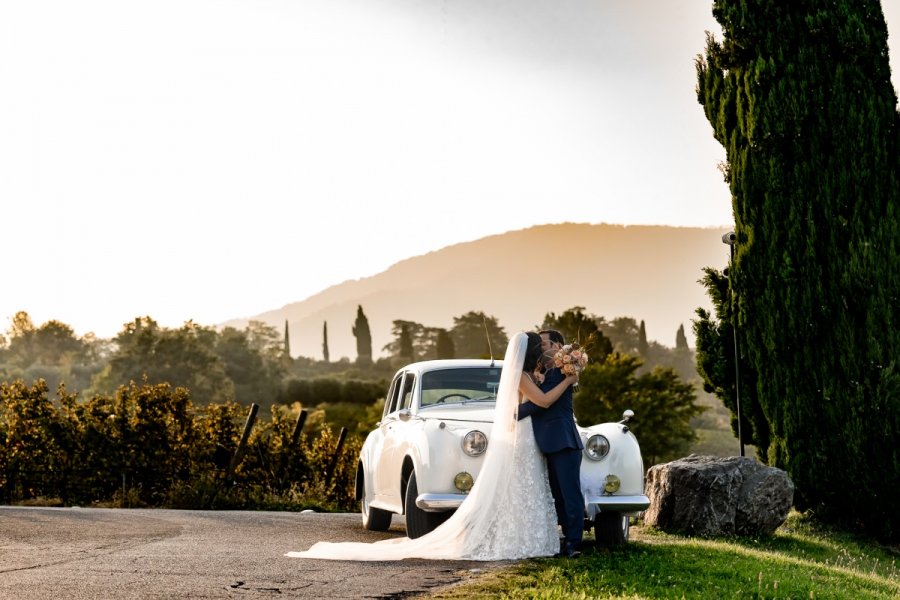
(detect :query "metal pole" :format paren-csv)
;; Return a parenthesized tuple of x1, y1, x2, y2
(728, 241, 745, 457)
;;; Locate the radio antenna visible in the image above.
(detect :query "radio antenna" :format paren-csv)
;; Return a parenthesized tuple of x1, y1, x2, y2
(482, 314, 494, 366)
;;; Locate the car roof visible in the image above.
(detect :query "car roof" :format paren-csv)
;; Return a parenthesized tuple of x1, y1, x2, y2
(395, 359, 504, 376)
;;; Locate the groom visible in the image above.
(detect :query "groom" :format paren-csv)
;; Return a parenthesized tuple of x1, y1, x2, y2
(518, 329, 584, 558)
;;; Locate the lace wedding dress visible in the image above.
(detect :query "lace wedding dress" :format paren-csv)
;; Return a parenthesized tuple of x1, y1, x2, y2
(286, 331, 559, 561)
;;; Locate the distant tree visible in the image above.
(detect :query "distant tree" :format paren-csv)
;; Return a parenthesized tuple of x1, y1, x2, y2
(91, 318, 234, 405)
(540, 307, 612, 362)
(597, 316, 640, 356)
(283, 320, 291, 358)
(399, 324, 414, 361)
(675, 324, 689, 351)
(383, 320, 425, 360)
(351, 306, 372, 365)
(215, 323, 285, 406)
(436, 329, 455, 359)
(450, 312, 507, 359)
(3, 312, 91, 368)
(322, 321, 330, 363)
(637, 320, 649, 358)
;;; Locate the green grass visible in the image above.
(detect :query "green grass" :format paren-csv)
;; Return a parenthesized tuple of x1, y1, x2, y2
(433, 512, 900, 599)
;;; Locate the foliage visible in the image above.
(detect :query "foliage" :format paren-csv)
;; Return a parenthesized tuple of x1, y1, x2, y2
(433, 511, 900, 599)
(539, 306, 613, 362)
(436, 329, 455, 359)
(0, 381, 363, 511)
(697, 1, 900, 540)
(352, 305, 373, 365)
(575, 353, 703, 466)
(449, 311, 507, 359)
(91, 317, 234, 405)
(322, 321, 329, 363)
(0, 311, 106, 395)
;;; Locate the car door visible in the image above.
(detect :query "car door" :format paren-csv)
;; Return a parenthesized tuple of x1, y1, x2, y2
(375, 371, 417, 505)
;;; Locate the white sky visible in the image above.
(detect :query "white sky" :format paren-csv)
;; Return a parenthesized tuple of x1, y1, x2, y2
(3, 1, 900, 340)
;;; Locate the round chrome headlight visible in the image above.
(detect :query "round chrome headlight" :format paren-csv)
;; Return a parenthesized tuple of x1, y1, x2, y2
(584, 434, 610, 460)
(462, 430, 488, 456)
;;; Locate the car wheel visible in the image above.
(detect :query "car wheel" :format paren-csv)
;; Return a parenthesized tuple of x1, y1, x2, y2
(594, 512, 629, 547)
(360, 474, 392, 531)
(404, 471, 450, 539)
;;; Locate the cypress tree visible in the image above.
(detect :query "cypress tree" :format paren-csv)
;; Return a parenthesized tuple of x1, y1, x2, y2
(696, 0, 900, 540)
(637, 320, 649, 357)
(283, 319, 291, 358)
(675, 324, 688, 352)
(352, 305, 373, 365)
(322, 321, 330, 363)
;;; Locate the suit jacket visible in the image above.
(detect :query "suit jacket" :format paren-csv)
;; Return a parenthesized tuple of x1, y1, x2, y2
(517, 367, 583, 454)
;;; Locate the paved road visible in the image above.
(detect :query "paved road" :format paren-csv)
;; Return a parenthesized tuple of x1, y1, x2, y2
(0, 506, 511, 600)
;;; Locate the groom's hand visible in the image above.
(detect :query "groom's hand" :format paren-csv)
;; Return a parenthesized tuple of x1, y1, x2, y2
(517, 400, 541, 420)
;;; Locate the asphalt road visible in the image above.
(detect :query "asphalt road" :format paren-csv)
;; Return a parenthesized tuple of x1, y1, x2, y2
(0, 506, 512, 600)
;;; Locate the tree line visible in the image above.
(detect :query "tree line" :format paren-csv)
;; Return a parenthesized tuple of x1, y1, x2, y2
(1, 304, 706, 510)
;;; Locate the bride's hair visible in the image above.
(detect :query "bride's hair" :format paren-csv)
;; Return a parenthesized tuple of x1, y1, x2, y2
(523, 331, 543, 372)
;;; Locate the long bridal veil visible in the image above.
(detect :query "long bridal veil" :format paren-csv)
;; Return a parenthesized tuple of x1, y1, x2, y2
(286, 331, 529, 561)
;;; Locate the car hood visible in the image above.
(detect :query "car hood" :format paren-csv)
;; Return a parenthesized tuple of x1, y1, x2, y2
(415, 404, 496, 423)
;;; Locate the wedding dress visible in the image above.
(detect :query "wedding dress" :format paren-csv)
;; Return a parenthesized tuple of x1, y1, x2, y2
(285, 331, 559, 561)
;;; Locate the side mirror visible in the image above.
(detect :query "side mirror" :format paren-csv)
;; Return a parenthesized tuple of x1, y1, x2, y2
(620, 409, 634, 423)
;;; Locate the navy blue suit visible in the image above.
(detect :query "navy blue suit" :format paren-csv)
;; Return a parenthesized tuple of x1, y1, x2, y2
(518, 367, 584, 550)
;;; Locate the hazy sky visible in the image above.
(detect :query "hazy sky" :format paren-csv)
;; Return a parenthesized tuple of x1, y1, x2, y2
(3, 1, 899, 340)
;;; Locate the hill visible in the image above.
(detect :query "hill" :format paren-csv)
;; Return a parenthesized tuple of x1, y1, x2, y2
(222, 223, 732, 360)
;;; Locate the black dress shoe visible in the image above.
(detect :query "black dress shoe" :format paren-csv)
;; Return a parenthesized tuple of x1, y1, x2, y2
(564, 548, 582, 558)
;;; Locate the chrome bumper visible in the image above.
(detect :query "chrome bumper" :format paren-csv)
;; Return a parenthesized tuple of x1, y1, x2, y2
(584, 493, 650, 514)
(416, 493, 467, 512)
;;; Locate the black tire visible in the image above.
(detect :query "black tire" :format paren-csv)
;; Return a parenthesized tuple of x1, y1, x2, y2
(404, 471, 450, 539)
(594, 512, 629, 547)
(360, 473, 392, 531)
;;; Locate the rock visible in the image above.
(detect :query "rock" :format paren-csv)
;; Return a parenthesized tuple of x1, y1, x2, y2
(643, 454, 794, 537)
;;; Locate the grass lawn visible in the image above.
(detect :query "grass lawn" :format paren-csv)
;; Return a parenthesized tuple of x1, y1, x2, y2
(432, 512, 899, 599)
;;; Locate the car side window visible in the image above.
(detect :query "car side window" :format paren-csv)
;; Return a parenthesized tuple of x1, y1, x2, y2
(384, 374, 403, 418)
(400, 373, 416, 410)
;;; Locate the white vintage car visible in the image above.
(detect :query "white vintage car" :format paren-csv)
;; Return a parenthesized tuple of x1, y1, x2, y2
(355, 359, 650, 546)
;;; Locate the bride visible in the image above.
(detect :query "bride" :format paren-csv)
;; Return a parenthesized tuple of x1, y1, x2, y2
(285, 331, 578, 561)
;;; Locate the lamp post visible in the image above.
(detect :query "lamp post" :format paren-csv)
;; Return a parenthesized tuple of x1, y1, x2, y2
(722, 231, 745, 457)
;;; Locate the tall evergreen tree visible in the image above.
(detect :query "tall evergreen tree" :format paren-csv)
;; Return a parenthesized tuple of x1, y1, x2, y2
(351, 305, 372, 365)
(675, 324, 688, 352)
(696, 0, 900, 540)
(283, 320, 291, 358)
(637, 320, 649, 358)
(322, 321, 330, 363)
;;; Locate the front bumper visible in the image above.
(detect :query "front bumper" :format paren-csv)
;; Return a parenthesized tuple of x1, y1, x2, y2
(416, 493, 467, 512)
(584, 493, 650, 516)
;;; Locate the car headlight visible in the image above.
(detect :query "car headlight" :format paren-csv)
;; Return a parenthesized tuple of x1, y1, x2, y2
(584, 434, 610, 461)
(462, 430, 488, 456)
(604, 474, 621, 493)
(454, 472, 474, 492)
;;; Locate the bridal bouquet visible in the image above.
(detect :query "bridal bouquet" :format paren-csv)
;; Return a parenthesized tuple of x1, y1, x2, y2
(553, 342, 589, 376)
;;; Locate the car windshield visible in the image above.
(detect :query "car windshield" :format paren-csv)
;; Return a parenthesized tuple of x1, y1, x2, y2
(419, 367, 503, 407)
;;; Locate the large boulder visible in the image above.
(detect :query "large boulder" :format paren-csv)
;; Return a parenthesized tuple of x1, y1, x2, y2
(643, 454, 794, 537)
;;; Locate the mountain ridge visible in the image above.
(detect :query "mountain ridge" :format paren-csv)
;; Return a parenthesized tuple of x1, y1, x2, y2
(222, 223, 732, 360)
